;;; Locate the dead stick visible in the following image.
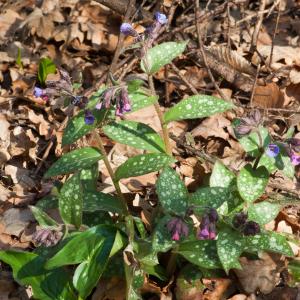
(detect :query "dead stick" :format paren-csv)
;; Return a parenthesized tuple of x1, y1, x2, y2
(194, 0, 229, 101)
(269, 1, 281, 68)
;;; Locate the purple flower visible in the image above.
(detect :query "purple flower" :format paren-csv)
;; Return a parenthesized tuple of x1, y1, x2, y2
(167, 217, 189, 241)
(208, 208, 218, 223)
(120, 23, 138, 37)
(154, 12, 167, 25)
(84, 110, 95, 125)
(290, 151, 300, 166)
(33, 86, 44, 97)
(266, 144, 280, 158)
(243, 221, 260, 236)
(232, 212, 248, 229)
(32, 229, 62, 247)
(197, 214, 217, 240)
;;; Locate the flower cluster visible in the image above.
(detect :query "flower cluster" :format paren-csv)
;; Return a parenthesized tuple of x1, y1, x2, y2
(167, 217, 189, 241)
(120, 12, 167, 58)
(232, 212, 260, 236)
(197, 208, 218, 240)
(32, 228, 62, 247)
(234, 109, 262, 138)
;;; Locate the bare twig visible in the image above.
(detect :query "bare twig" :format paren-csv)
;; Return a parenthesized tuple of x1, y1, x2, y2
(250, 0, 266, 54)
(194, 0, 230, 101)
(250, 64, 261, 107)
(269, 1, 281, 68)
(170, 63, 198, 95)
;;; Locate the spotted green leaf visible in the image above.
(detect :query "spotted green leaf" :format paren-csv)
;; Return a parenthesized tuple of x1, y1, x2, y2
(80, 164, 98, 191)
(210, 161, 236, 188)
(141, 41, 187, 74)
(127, 91, 158, 113)
(164, 95, 233, 123)
(152, 216, 176, 253)
(59, 173, 83, 228)
(246, 232, 293, 256)
(115, 153, 174, 181)
(44, 147, 102, 178)
(177, 240, 222, 269)
(189, 187, 230, 212)
(29, 206, 58, 227)
(125, 265, 144, 300)
(239, 127, 270, 157)
(156, 167, 188, 215)
(248, 202, 281, 225)
(217, 228, 244, 273)
(62, 109, 107, 146)
(237, 165, 269, 203)
(103, 120, 165, 153)
(83, 191, 126, 214)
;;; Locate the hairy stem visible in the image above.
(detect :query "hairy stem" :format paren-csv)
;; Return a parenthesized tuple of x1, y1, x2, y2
(148, 75, 172, 156)
(92, 130, 129, 214)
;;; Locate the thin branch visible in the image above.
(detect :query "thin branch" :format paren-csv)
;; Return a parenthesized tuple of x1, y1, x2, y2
(269, 1, 281, 68)
(194, 0, 229, 101)
(250, 64, 261, 107)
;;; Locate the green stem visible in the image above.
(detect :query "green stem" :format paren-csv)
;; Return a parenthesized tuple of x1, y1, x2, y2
(92, 130, 129, 215)
(166, 249, 178, 277)
(148, 75, 172, 156)
(253, 129, 264, 170)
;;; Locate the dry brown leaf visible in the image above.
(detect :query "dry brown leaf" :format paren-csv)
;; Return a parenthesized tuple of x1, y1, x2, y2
(252, 82, 284, 108)
(0, 9, 23, 41)
(234, 253, 281, 294)
(208, 46, 256, 76)
(202, 278, 231, 300)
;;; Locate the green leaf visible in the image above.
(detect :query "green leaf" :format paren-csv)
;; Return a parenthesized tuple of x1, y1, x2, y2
(103, 120, 165, 153)
(29, 206, 58, 227)
(62, 109, 107, 146)
(237, 165, 269, 203)
(128, 91, 158, 112)
(115, 153, 174, 181)
(46, 225, 117, 269)
(36, 195, 58, 210)
(164, 95, 233, 123)
(80, 163, 98, 191)
(189, 187, 230, 211)
(38, 57, 56, 85)
(152, 216, 176, 253)
(156, 167, 188, 215)
(73, 238, 113, 298)
(248, 202, 281, 225)
(246, 232, 293, 256)
(44, 147, 102, 178)
(141, 41, 187, 74)
(210, 161, 236, 188)
(239, 127, 270, 157)
(125, 265, 144, 300)
(0, 251, 76, 300)
(217, 228, 244, 273)
(82, 211, 113, 227)
(83, 191, 126, 214)
(178, 240, 222, 269)
(59, 173, 83, 228)
(288, 259, 300, 285)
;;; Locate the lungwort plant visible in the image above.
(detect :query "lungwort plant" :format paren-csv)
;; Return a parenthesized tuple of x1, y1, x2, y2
(0, 12, 297, 300)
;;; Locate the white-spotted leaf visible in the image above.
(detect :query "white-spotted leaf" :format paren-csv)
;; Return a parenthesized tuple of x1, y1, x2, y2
(141, 41, 187, 74)
(127, 91, 158, 113)
(210, 161, 236, 188)
(115, 153, 174, 181)
(189, 187, 230, 211)
(217, 228, 244, 273)
(80, 163, 98, 191)
(103, 120, 165, 153)
(45, 147, 102, 178)
(246, 232, 293, 256)
(248, 202, 281, 225)
(156, 167, 188, 214)
(178, 240, 222, 269)
(239, 127, 270, 157)
(83, 191, 126, 214)
(29, 206, 58, 227)
(59, 173, 83, 228)
(237, 165, 269, 203)
(164, 95, 233, 123)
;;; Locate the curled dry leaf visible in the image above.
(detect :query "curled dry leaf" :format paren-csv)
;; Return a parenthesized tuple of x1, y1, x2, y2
(253, 82, 284, 108)
(208, 46, 256, 76)
(234, 253, 281, 294)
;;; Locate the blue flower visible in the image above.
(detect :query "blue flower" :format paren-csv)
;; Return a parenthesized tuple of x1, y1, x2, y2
(266, 144, 280, 158)
(120, 23, 138, 36)
(154, 12, 167, 25)
(84, 110, 95, 125)
(33, 86, 44, 97)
